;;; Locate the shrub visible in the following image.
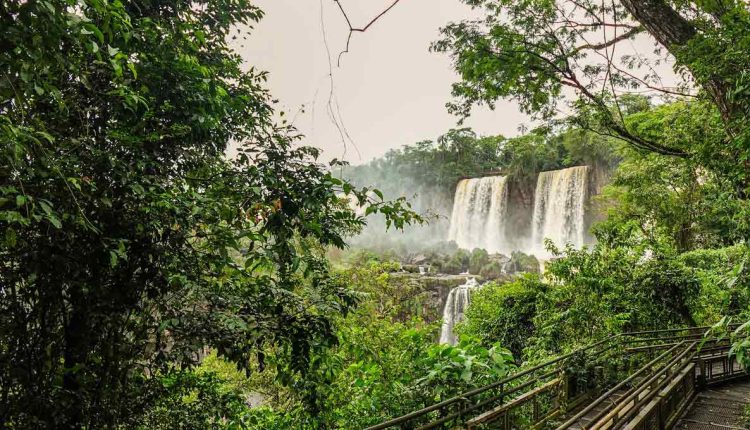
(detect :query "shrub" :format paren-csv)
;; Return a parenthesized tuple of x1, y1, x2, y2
(458, 275, 546, 359)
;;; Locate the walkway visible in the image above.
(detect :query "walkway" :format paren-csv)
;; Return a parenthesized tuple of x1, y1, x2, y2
(676, 380, 750, 429)
(366, 327, 750, 430)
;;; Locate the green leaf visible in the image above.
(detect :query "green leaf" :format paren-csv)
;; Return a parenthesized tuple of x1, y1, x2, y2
(47, 215, 62, 229)
(82, 22, 105, 44)
(110, 250, 118, 267)
(734, 320, 750, 336)
(39, 200, 53, 216)
(127, 62, 137, 79)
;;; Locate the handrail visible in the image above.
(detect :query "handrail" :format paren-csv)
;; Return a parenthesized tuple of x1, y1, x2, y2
(588, 341, 697, 430)
(466, 378, 561, 427)
(619, 326, 711, 336)
(366, 326, 744, 430)
(364, 338, 614, 430)
(619, 324, 739, 337)
(555, 342, 684, 430)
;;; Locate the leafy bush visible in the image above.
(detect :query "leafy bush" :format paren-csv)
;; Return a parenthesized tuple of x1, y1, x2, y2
(509, 251, 540, 274)
(469, 248, 490, 274)
(529, 237, 706, 355)
(138, 372, 249, 430)
(479, 260, 506, 279)
(458, 275, 546, 359)
(209, 263, 517, 429)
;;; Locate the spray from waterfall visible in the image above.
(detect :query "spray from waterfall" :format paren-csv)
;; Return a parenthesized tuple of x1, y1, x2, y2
(448, 176, 510, 254)
(439, 278, 480, 345)
(530, 166, 589, 255)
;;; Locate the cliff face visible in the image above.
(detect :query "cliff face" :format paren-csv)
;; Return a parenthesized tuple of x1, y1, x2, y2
(584, 161, 615, 245)
(505, 177, 536, 249)
(388, 273, 479, 324)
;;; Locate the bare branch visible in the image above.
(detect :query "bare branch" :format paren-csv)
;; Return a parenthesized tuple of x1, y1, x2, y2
(334, 0, 403, 66)
(592, 50, 697, 97)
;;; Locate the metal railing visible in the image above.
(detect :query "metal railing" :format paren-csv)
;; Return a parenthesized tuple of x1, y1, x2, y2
(366, 326, 749, 430)
(555, 342, 688, 430)
(364, 339, 615, 430)
(557, 329, 745, 430)
(573, 341, 697, 430)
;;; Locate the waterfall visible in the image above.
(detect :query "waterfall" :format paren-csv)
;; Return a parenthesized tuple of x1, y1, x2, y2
(439, 278, 480, 345)
(530, 166, 589, 255)
(448, 176, 510, 254)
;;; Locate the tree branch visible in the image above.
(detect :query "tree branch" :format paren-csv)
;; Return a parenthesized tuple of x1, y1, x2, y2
(333, 0, 403, 66)
(572, 26, 643, 54)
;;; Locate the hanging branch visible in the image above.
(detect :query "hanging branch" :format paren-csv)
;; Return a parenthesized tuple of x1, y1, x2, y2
(333, 0, 403, 66)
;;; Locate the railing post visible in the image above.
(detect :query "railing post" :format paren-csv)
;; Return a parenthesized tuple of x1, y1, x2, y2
(696, 357, 706, 389)
(458, 397, 468, 423)
(657, 395, 666, 430)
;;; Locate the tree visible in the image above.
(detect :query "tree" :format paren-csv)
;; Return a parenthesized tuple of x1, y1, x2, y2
(0, 1, 419, 427)
(432, 0, 750, 170)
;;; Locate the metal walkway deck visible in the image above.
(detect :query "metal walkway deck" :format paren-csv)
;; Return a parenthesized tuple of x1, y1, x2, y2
(675, 380, 750, 430)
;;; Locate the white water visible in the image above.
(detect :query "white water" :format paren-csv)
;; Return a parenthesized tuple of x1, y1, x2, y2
(447, 176, 510, 254)
(530, 166, 589, 255)
(439, 278, 480, 345)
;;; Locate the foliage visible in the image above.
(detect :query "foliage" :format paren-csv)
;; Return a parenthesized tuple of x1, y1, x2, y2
(477, 260, 505, 279)
(602, 101, 741, 251)
(679, 246, 750, 324)
(442, 248, 471, 275)
(0, 1, 420, 427)
(433, 0, 750, 158)
(352, 128, 505, 190)
(507, 251, 539, 274)
(225, 263, 515, 429)
(529, 236, 700, 355)
(458, 275, 546, 359)
(346, 126, 614, 200)
(138, 372, 248, 430)
(468, 248, 490, 275)
(496, 129, 566, 181)
(5, 0, 750, 426)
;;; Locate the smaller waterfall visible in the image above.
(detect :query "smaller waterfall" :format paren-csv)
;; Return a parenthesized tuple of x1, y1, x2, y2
(448, 176, 510, 254)
(439, 278, 480, 345)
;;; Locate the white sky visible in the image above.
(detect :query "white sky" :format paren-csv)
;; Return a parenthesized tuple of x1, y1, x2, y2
(235, 0, 530, 164)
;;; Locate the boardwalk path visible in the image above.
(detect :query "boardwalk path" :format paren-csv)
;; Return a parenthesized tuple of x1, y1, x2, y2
(676, 379, 750, 429)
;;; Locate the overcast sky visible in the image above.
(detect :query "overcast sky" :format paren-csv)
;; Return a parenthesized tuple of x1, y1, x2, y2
(235, 0, 531, 164)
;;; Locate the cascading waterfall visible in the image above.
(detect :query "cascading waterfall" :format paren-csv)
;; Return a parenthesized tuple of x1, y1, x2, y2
(447, 176, 510, 254)
(530, 166, 589, 255)
(439, 278, 480, 345)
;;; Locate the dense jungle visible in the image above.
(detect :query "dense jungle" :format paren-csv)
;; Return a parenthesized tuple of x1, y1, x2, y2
(2, 0, 750, 429)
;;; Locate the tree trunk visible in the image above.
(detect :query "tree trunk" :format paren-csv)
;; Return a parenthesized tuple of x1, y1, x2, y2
(619, 0, 734, 120)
